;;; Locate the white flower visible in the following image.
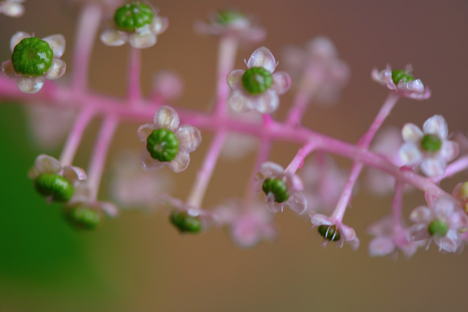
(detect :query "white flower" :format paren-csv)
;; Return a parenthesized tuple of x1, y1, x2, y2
(137, 106, 202, 173)
(399, 115, 459, 177)
(409, 196, 467, 253)
(100, 3, 168, 49)
(310, 214, 360, 249)
(195, 9, 265, 42)
(372, 65, 430, 100)
(257, 162, 307, 214)
(2, 32, 66, 93)
(283, 36, 349, 105)
(0, 0, 24, 17)
(228, 47, 291, 114)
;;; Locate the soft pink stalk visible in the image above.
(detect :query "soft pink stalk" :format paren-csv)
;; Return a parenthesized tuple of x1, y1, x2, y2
(331, 93, 400, 221)
(128, 48, 142, 106)
(60, 107, 95, 165)
(87, 116, 118, 199)
(214, 36, 238, 116)
(436, 156, 468, 183)
(285, 141, 318, 174)
(71, 3, 102, 92)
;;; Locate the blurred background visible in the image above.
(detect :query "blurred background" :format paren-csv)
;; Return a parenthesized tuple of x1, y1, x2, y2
(1, 0, 468, 311)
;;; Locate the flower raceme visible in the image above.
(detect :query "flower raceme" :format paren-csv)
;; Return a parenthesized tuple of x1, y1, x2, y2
(2, 2, 468, 258)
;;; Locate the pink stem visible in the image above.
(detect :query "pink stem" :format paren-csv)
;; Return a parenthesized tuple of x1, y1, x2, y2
(214, 36, 238, 116)
(187, 131, 227, 209)
(87, 116, 118, 199)
(331, 93, 400, 221)
(71, 3, 102, 92)
(128, 48, 142, 106)
(60, 107, 95, 165)
(285, 141, 318, 174)
(436, 155, 468, 183)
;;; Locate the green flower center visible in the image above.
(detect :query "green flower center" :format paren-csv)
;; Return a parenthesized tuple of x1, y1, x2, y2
(170, 211, 202, 234)
(420, 134, 442, 152)
(428, 219, 448, 236)
(242, 67, 273, 95)
(262, 178, 289, 203)
(34, 173, 74, 202)
(114, 2, 155, 32)
(12, 37, 54, 76)
(65, 206, 101, 230)
(391, 69, 415, 84)
(318, 225, 341, 242)
(146, 128, 180, 162)
(216, 10, 247, 25)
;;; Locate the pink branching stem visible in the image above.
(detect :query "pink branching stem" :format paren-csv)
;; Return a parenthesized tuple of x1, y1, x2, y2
(59, 106, 95, 165)
(71, 3, 102, 92)
(128, 48, 142, 106)
(186, 131, 227, 209)
(331, 93, 400, 221)
(87, 116, 118, 200)
(391, 180, 404, 233)
(243, 115, 273, 206)
(436, 155, 468, 183)
(214, 36, 238, 116)
(0, 77, 447, 197)
(285, 141, 318, 174)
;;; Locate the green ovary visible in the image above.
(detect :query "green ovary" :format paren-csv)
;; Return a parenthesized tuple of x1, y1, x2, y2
(420, 134, 442, 152)
(391, 69, 415, 84)
(318, 225, 341, 241)
(170, 211, 202, 234)
(12, 37, 53, 76)
(114, 2, 154, 31)
(34, 173, 74, 202)
(242, 67, 273, 95)
(428, 219, 448, 236)
(146, 128, 180, 162)
(216, 10, 246, 25)
(262, 178, 289, 203)
(65, 206, 101, 230)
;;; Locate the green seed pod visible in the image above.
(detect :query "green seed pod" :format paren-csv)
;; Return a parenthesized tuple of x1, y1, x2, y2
(318, 225, 341, 241)
(262, 178, 289, 203)
(391, 69, 415, 84)
(146, 128, 180, 162)
(242, 66, 273, 95)
(169, 211, 202, 234)
(216, 10, 246, 25)
(12, 37, 54, 76)
(34, 173, 74, 202)
(420, 134, 442, 152)
(114, 2, 155, 32)
(65, 206, 101, 230)
(428, 219, 448, 236)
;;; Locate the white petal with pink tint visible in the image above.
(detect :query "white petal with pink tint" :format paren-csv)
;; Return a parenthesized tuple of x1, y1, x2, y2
(177, 125, 202, 153)
(369, 237, 395, 257)
(259, 162, 284, 179)
(43, 34, 66, 58)
(10, 31, 30, 51)
(251, 90, 279, 114)
(402, 123, 423, 142)
(35, 154, 61, 174)
(1, 60, 16, 77)
(227, 69, 244, 89)
(151, 16, 169, 34)
(421, 158, 445, 177)
(423, 115, 448, 139)
(62, 166, 87, 183)
(272, 71, 292, 94)
(154, 106, 180, 130)
(129, 32, 157, 49)
(137, 124, 155, 141)
(409, 206, 432, 223)
(399, 143, 422, 165)
(246, 47, 277, 72)
(100, 29, 127, 46)
(46, 59, 66, 80)
(440, 141, 459, 162)
(169, 151, 190, 173)
(17, 77, 44, 94)
(1, 1, 24, 17)
(310, 214, 332, 226)
(287, 192, 308, 215)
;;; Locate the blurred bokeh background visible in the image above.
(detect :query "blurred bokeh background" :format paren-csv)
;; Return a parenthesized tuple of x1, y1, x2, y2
(1, 0, 468, 311)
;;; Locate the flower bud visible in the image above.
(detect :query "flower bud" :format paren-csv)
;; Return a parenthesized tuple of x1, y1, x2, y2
(34, 173, 74, 202)
(262, 178, 289, 203)
(242, 66, 273, 95)
(12, 37, 54, 76)
(113, 2, 154, 32)
(146, 128, 180, 162)
(65, 206, 101, 230)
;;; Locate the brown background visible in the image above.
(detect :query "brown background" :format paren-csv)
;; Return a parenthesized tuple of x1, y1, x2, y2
(1, 0, 468, 311)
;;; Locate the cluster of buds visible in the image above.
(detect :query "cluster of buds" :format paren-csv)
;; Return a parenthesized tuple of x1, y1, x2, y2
(1, 0, 467, 259)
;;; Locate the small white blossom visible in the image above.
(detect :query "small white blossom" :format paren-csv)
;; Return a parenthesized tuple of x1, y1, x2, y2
(310, 214, 360, 249)
(0, 0, 24, 17)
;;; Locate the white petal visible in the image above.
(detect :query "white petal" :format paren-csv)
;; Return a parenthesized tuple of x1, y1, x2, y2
(151, 16, 169, 34)
(10, 31, 30, 52)
(42, 34, 66, 58)
(440, 141, 459, 162)
(1, 2, 24, 17)
(369, 237, 395, 257)
(246, 47, 277, 72)
(259, 162, 284, 179)
(35, 154, 61, 174)
(402, 123, 423, 142)
(272, 71, 292, 95)
(17, 77, 45, 94)
(409, 206, 431, 223)
(100, 29, 127, 46)
(169, 152, 190, 173)
(433, 196, 457, 218)
(137, 123, 155, 141)
(399, 143, 422, 166)
(227, 69, 244, 89)
(177, 125, 202, 153)
(62, 166, 87, 183)
(250, 90, 279, 114)
(141, 152, 165, 170)
(421, 158, 445, 177)
(287, 192, 308, 215)
(229, 90, 250, 113)
(129, 33, 157, 49)
(435, 235, 460, 253)
(423, 115, 448, 139)
(310, 214, 332, 226)
(1, 60, 16, 77)
(154, 106, 180, 130)
(46, 59, 66, 80)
